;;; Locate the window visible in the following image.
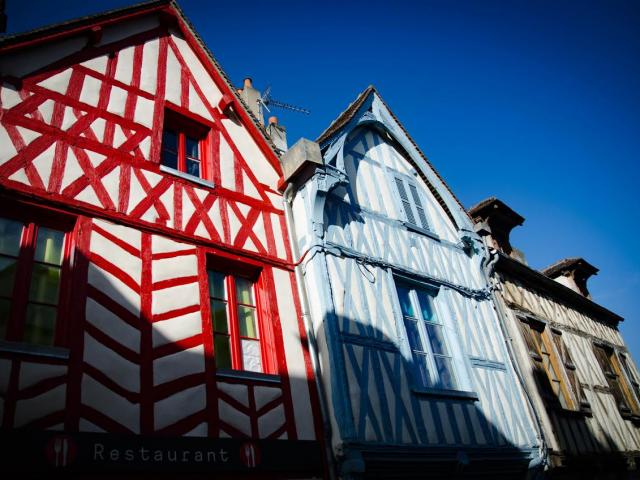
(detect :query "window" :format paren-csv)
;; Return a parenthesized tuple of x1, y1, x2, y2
(161, 109, 209, 179)
(593, 345, 640, 417)
(394, 175, 429, 231)
(0, 213, 73, 347)
(396, 281, 457, 390)
(517, 318, 585, 412)
(207, 269, 265, 373)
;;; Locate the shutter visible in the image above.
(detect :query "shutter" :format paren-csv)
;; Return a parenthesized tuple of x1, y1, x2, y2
(394, 177, 416, 225)
(409, 183, 429, 229)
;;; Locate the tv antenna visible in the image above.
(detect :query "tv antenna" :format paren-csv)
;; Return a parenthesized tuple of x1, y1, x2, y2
(258, 86, 310, 115)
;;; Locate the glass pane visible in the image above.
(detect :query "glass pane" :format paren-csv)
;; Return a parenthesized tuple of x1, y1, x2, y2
(403, 318, 422, 351)
(434, 356, 457, 389)
(241, 339, 262, 373)
(416, 290, 434, 322)
(238, 306, 258, 338)
(0, 298, 10, 339)
(186, 158, 200, 177)
(208, 270, 226, 299)
(161, 150, 178, 170)
(414, 353, 431, 387)
(186, 136, 200, 159)
(210, 300, 228, 333)
(214, 335, 232, 369)
(0, 218, 23, 257)
(0, 256, 17, 297)
(426, 324, 448, 355)
(24, 303, 56, 346)
(397, 286, 414, 317)
(235, 277, 254, 305)
(28, 264, 61, 305)
(34, 227, 65, 265)
(162, 129, 178, 152)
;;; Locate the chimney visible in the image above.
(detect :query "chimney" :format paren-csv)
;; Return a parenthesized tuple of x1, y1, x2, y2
(266, 116, 287, 154)
(468, 197, 525, 259)
(541, 258, 598, 298)
(280, 138, 323, 186)
(238, 77, 263, 125)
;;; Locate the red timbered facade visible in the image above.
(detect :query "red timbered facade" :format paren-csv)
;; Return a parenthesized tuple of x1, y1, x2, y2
(0, 1, 324, 476)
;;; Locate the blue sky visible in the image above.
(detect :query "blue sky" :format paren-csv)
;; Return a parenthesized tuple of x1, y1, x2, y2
(6, 0, 640, 357)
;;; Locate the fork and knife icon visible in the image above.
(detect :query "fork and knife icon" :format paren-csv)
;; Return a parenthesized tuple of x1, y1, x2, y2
(53, 437, 69, 467)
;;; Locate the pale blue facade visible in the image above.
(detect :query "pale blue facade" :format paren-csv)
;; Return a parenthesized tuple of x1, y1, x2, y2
(286, 88, 544, 478)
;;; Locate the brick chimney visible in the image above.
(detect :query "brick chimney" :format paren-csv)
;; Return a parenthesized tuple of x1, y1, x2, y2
(541, 258, 598, 299)
(468, 197, 525, 261)
(266, 116, 287, 154)
(238, 77, 263, 125)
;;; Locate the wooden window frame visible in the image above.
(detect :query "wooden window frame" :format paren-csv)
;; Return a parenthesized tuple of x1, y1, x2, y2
(593, 344, 640, 418)
(161, 107, 212, 181)
(205, 257, 278, 376)
(517, 317, 584, 412)
(393, 174, 430, 232)
(0, 204, 75, 349)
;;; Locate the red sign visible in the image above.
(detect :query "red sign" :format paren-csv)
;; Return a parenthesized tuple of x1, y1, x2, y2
(44, 435, 77, 468)
(239, 441, 261, 468)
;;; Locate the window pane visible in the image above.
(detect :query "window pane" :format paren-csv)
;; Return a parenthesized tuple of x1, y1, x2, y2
(208, 271, 226, 299)
(28, 264, 61, 305)
(397, 286, 414, 317)
(161, 150, 178, 170)
(186, 158, 200, 177)
(186, 136, 200, 159)
(403, 318, 422, 351)
(210, 300, 228, 333)
(24, 304, 56, 346)
(162, 129, 178, 152)
(34, 227, 65, 265)
(0, 298, 10, 339)
(214, 335, 232, 369)
(416, 290, 434, 322)
(0, 256, 17, 297)
(414, 353, 431, 387)
(426, 324, 448, 355)
(235, 277, 254, 305)
(435, 356, 457, 389)
(238, 306, 258, 338)
(0, 218, 23, 257)
(241, 339, 262, 373)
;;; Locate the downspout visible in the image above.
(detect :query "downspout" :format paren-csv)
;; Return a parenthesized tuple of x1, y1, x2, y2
(284, 182, 338, 480)
(478, 238, 548, 477)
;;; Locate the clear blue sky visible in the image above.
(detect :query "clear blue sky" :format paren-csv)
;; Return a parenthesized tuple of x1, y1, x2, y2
(6, 0, 640, 358)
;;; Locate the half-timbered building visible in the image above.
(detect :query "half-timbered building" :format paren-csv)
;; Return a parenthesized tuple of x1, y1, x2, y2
(282, 86, 544, 478)
(0, 1, 324, 476)
(470, 197, 640, 479)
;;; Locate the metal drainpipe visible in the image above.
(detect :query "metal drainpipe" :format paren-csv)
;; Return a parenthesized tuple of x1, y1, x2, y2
(478, 238, 548, 477)
(283, 182, 338, 480)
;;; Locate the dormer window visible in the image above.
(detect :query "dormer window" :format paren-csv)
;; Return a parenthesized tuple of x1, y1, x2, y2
(161, 109, 210, 180)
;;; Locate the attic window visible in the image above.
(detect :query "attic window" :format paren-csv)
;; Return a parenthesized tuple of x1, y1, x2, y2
(161, 109, 210, 181)
(394, 175, 430, 231)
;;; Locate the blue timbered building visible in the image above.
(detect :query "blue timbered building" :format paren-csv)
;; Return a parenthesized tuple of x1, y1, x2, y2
(281, 86, 544, 478)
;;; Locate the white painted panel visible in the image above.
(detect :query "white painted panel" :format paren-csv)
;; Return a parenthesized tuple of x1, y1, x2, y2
(154, 384, 206, 430)
(219, 136, 235, 190)
(140, 38, 159, 94)
(14, 384, 66, 427)
(19, 363, 67, 390)
(153, 345, 205, 386)
(164, 48, 181, 106)
(152, 254, 197, 283)
(152, 282, 199, 318)
(273, 268, 315, 440)
(93, 219, 141, 250)
(0, 123, 18, 166)
(152, 310, 202, 347)
(86, 297, 140, 353)
(88, 263, 140, 316)
(258, 404, 285, 438)
(83, 333, 139, 393)
(217, 382, 249, 408)
(1, 84, 22, 109)
(91, 230, 142, 283)
(79, 418, 106, 433)
(37, 68, 72, 94)
(114, 45, 135, 85)
(254, 386, 281, 411)
(81, 375, 139, 433)
(185, 422, 208, 437)
(218, 398, 251, 435)
(134, 95, 155, 129)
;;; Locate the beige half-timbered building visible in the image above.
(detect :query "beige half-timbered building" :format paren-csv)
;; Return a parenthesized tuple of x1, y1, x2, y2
(470, 198, 640, 479)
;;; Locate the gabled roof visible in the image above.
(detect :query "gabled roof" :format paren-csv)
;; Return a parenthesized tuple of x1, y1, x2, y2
(316, 85, 469, 227)
(0, 0, 282, 174)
